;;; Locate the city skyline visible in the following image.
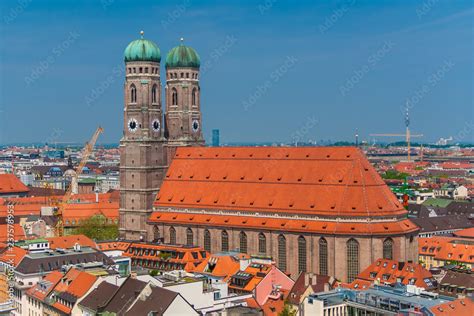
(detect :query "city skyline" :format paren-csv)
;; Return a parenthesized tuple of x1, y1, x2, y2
(0, 0, 473, 144)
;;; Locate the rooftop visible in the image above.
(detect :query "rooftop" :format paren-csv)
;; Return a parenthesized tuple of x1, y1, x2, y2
(0, 174, 29, 194)
(153, 147, 407, 218)
(309, 284, 457, 311)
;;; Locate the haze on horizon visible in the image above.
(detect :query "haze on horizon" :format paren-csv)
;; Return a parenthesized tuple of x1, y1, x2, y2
(0, 0, 473, 145)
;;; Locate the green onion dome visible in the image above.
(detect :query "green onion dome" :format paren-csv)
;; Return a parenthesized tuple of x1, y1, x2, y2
(165, 38, 200, 69)
(124, 31, 161, 62)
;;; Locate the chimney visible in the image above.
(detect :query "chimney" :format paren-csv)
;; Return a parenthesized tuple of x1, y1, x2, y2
(311, 275, 317, 286)
(304, 273, 309, 287)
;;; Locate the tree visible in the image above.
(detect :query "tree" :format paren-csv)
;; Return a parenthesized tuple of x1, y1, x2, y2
(72, 214, 118, 241)
(278, 302, 297, 316)
(382, 170, 409, 180)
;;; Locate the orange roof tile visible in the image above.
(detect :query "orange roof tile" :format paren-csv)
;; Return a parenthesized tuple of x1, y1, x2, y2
(0, 224, 26, 243)
(0, 245, 27, 266)
(0, 193, 118, 218)
(62, 201, 118, 224)
(124, 243, 208, 271)
(97, 241, 131, 251)
(0, 174, 29, 194)
(52, 302, 72, 314)
(153, 147, 407, 218)
(344, 279, 372, 290)
(454, 227, 474, 239)
(149, 211, 418, 235)
(260, 290, 288, 316)
(430, 298, 474, 316)
(51, 268, 97, 313)
(350, 258, 434, 289)
(194, 254, 242, 277)
(245, 297, 261, 310)
(47, 235, 97, 249)
(26, 271, 63, 301)
(228, 263, 274, 292)
(419, 237, 474, 264)
(440, 162, 473, 170)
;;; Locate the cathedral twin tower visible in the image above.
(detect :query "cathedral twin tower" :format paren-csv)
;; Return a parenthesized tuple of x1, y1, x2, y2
(119, 32, 204, 240)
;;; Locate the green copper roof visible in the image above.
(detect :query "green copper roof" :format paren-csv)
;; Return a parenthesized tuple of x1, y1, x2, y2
(166, 40, 200, 69)
(124, 32, 161, 62)
(422, 198, 453, 208)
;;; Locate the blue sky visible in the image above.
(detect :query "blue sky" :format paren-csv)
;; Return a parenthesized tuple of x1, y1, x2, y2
(0, 0, 472, 144)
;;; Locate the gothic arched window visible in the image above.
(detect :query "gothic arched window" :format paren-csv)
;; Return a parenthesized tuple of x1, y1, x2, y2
(258, 233, 266, 255)
(347, 238, 360, 282)
(152, 84, 157, 104)
(186, 228, 193, 246)
(278, 234, 287, 271)
(298, 235, 307, 273)
(172, 88, 178, 105)
(169, 226, 176, 244)
(221, 230, 229, 252)
(130, 84, 137, 103)
(319, 238, 328, 275)
(204, 229, 211, 252)
(153, 226, 160, 242)
(192, 88, 197, 106)
(239, 231, 247, 253)
(383, 238, 393, 260)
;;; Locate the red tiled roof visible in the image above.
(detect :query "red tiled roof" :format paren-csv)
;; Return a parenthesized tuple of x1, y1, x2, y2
(348, 258, 434, 289)
(193, 254, 242, 277)
(62, 202, 118, 224)
(0, 174, 29, 194)
(0, 193, 119, 218)
(26, 271, 63, 301)
(440, 162, 473, 170)
(153, 147, 407, 218)
(419, 237, 474, 264)
(430, 298, 474, 316)
(149, 211, 418, 235)
(260, 289, 288, 315)
(344, 279, 372, 290)
(51, 267, 97, 313)
(0, 245, 27, 266)
(47, 235, 97, 249)
(454, 227, 474, 239)
(228, 263, 274, 292)
(97, 241, 131, 251)
(124, 243, 208, 271)
(0, 224, 26, 243)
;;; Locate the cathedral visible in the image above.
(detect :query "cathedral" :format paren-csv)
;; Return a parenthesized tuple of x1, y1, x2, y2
(119, 33, 419, 282)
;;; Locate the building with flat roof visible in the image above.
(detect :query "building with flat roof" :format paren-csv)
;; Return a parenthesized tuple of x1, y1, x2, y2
(302, 284, 472, 316)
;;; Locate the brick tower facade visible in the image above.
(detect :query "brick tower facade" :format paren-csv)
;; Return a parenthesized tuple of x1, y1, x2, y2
(120, 35, 204, 241)
(164, 39, 204, 161)
(119, 34, 168, 240)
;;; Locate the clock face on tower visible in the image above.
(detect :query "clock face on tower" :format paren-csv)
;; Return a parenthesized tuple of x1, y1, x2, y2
(192, 120, 200, 133)
(151, 119, 160, 132)
(128, 118, 138, 133)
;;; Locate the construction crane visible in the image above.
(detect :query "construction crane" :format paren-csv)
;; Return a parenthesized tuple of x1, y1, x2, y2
(370, 102, 423, 162)
(54, 127, 104, 236)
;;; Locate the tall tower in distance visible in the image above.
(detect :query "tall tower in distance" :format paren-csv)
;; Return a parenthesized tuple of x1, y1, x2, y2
(164, 38, 204, 160)
(119, 32, 167, 241)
